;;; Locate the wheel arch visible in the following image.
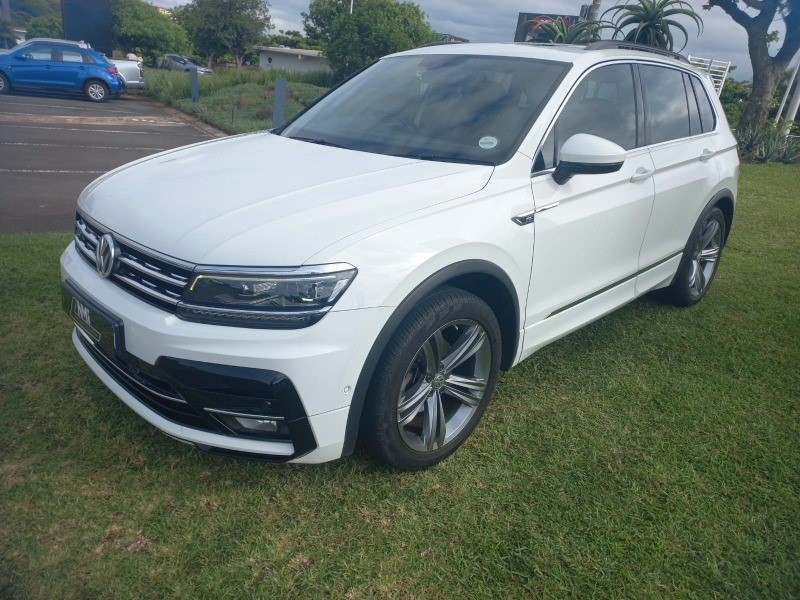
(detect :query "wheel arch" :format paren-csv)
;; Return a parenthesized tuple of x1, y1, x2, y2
(341, 259, 520, 457)
(711, 191, 735, 245)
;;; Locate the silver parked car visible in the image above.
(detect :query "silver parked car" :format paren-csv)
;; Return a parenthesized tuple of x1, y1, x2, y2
(158, 54, 213, 74)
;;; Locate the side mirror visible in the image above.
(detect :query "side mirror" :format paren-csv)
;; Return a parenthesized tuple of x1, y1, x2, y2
(552, 133, 626, 185)
(15, 54, 28, 61)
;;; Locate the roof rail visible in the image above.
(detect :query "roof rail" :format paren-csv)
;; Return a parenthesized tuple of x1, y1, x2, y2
(585, 41, 689, 64)
(418, 40, 468, 48)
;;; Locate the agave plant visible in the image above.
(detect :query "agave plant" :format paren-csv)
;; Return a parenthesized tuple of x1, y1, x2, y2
(603, 0, 703, 52)
(519, 16, 603, 44)
(736, 125, 800, 164)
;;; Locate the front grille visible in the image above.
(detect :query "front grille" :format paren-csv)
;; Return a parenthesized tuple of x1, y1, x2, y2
(76, 330, 216, 432)
(75, 213, 193, 311)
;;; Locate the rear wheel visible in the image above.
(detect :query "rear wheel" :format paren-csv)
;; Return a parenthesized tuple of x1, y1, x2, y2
(361, 287, 502, 470)
(84, 80, 108, 102)
(660, 205, 726, 306)
(0, 72, 9, 95)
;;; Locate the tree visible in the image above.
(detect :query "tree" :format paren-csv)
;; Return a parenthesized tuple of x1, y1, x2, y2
(262, 29, 318, 50)
(175, 0, 272, 68)
(111, 0, 190, 62)
(26, 14, 62, 38)
(0, 19, 14, 48)
(604, 0, 704, 51)
(518, 17, 603, 44)
(303, 0, 438, 80)
(703, 0, 800, 129)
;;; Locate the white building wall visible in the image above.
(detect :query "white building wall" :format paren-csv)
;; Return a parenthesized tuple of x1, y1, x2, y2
(258, 50, 331, 74)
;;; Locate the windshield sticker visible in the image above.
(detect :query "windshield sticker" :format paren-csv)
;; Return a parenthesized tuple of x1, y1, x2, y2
(479, 136, 498, 150)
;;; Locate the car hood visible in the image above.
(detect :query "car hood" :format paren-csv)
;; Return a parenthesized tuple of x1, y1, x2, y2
(78, 132, 493, 266)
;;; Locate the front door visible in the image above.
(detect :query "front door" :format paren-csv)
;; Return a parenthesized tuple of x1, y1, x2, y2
(522, 63, 656, 356)
(10, 44, 54, 87)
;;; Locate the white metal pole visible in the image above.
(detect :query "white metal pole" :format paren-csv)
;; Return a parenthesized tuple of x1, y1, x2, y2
(775, 57, 800, 124)
(350, 0, 353, 14)
(782, 75, 800, 136)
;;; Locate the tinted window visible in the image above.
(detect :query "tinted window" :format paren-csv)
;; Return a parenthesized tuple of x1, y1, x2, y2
(684, 74, 702, 135)
(56, 49, 83, 63)
(81, 53, 95, 64)
(24, 46, 52, 60)
(282, 55, 569, 165)
(690, 76, 716, 133)
(534, 64, 637, 171)
(641, 65, 691, 144)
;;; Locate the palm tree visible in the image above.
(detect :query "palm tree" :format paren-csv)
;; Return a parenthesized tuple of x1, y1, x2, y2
(603, 0, 703, 52)
(521, 17, 603, 44)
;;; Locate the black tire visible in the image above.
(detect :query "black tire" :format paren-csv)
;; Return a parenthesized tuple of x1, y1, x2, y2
(659, 205, 726, 307)
(0, 72, 9, 95)
(84, 80, 109, 103)
(361, 287, 502, 470)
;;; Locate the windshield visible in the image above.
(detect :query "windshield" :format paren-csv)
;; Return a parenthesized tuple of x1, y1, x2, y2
(281, 54, 569, 165)
(185, 57, 203, 66)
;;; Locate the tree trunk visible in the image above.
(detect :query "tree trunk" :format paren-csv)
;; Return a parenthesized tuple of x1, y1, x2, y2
(739, 53, 780, 129)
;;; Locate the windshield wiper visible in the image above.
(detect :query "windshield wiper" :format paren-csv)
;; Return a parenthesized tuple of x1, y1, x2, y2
(286, 136, 349, 150)
(402, 154, 496, 166)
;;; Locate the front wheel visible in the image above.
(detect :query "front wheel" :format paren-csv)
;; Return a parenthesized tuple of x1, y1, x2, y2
(84, 80, 109, 102)
(660, 205, 726, 306)
(361, 287, 502, 470)
(0, 72, 9, 95)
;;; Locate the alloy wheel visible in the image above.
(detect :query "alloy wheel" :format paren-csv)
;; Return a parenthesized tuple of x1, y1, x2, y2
(688, 217, 722, 295)
(396, 319, 492, 452)
(87, 83, 106, 101)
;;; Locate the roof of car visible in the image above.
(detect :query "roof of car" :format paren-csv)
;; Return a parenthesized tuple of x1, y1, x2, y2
(392, 42, 691, 70)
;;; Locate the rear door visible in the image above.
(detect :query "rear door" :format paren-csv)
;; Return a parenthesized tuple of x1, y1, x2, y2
(49, 48, 86, 90)
(636, 64, 721, 291)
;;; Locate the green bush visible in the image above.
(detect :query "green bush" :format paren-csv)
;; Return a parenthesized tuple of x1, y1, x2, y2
(140, 69, 331, 134)
(736, 125, 800, 164)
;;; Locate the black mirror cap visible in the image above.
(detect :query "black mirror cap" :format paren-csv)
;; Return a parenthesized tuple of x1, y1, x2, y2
(552, 160, 624, 185)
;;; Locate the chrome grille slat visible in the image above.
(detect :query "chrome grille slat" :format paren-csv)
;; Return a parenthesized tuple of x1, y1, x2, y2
(75, 213, 194, 311)
(118, 255, 188, 286)
(112, 273, 182, 304)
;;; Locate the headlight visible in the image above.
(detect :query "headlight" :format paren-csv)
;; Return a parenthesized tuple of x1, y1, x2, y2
(176, 264, 357, 329)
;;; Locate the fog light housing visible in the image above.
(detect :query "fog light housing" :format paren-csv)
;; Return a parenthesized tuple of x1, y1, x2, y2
(213, 414, 292, 440)
(235, 416, 278, 433)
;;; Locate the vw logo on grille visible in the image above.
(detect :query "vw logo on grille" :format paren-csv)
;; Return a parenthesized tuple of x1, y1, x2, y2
(95, 233, 119, 278)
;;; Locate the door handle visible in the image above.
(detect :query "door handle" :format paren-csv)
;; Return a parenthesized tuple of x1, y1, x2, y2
(630, 167, 655, 183)
(699, 149, 716, 162)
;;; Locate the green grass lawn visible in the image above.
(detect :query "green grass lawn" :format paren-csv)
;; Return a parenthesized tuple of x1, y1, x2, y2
(140, 69, 331, 134)
(1, 164, 798, 598)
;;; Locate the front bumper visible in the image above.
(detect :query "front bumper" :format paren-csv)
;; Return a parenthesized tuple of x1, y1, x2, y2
(61, 242, 391, 463)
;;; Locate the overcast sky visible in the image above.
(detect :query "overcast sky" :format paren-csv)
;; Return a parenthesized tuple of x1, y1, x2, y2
(155, 0, 800, 80)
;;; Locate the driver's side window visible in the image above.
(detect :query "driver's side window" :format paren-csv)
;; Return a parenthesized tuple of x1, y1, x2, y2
(533, 64, 638, 173)
(24, 46, 53, 61)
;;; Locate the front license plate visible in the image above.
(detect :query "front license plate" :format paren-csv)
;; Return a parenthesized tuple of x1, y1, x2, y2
(61, 282, 122, 357)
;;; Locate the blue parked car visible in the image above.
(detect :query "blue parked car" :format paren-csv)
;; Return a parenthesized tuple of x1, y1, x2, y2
(0, 41, 123, 102)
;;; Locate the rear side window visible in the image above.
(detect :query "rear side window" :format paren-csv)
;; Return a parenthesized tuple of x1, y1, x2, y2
(534, 64, 637, 171)
(58, 49, 84, 63)
(690, 76, 717, 133)
(684, 73, 702, 135)
(640, 65, 691, 144)
(81, 53, 95, 64)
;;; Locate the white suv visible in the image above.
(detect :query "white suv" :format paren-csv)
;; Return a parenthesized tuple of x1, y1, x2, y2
(61, 42, 738, 470)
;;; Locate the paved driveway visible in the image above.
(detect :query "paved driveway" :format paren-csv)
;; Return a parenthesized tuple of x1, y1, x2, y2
(0, 92, 222, 233)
